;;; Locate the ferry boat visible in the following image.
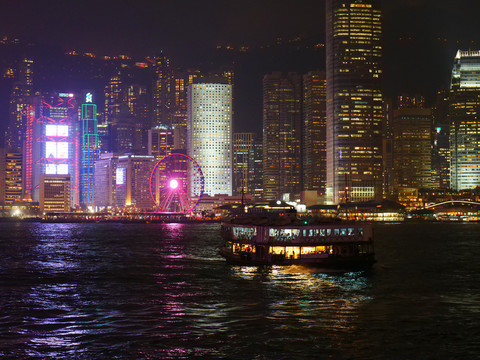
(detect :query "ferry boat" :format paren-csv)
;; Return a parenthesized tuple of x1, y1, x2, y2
(219, 202, 376, 270)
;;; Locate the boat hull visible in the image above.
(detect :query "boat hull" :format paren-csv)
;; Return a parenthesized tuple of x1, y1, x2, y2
(219, 247, 376, 270)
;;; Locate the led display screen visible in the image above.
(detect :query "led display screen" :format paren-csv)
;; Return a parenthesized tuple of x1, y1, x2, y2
(116, 168, 125, 185)
(45, 142, 69, 159)
(45, 124, 69, 137)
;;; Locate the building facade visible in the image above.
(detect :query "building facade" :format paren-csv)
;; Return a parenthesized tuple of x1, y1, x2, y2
(115, 155, 155, 210)
(39, 174, 71, 212)
(326, 0, 383, 203)
(262, 72, 302, 201)
(94, 153, 118, 209)
(187, 82, 233, 196)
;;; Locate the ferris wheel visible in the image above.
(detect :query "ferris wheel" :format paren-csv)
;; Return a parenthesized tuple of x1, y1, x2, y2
(149, 153, 205, 213)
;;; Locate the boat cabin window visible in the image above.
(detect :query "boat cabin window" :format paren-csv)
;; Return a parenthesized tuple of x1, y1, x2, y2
(233, 227, 256, 239)
(319, 229, 325, 236)
(358, 228, 363, 236)
(270, 228, 300, 240)
(340, 228, 347, 236)
(326, 229, 331, 236)
(348, 228, 354, 236)
(334, 228, 340, 236)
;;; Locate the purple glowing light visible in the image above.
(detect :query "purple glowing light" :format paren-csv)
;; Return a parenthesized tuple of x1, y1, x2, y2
(169, 179, 179, 189)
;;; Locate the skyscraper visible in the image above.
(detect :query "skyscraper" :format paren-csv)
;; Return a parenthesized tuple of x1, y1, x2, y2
(152, 54, 173, 127)
(232, 132, 255, 196)
(28, 92, 80, 206)
(392, 104, 433, 195)
(326, 0, 383, 204)
(303, 71, 327, 194)
(187, 81, 232, 196)
(262, 72, 302, 201)
(6, 58, 33, 151)
(80, 92, 99, 207)
(0, 149, 23, 207)
(449, 50, 480, 191)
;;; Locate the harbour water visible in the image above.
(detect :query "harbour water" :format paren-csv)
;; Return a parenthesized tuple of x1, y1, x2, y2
(0, 222, 479, 359)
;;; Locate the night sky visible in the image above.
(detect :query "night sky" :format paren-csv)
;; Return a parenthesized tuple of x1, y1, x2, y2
(1, 0, 480, 133)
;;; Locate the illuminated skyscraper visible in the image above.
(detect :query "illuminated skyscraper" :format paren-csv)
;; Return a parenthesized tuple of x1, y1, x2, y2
(80, 92, 99, 206)
(233, 132, 255, 196)
(303, 71, 327, 194)
(0, 149, 23, 207)
(262, 72, 302, 201)
(326, 0, 383, 203)
(152, 54, 173, 127)
(6, 58, 34, 150)
(126, 84, 150, 154)
(392, 106, 433, 194)
(187, 81, 232, 196)
(449, 50, 480, 191)
(29, 92, 80, 206)
(104, 74, 123, 125)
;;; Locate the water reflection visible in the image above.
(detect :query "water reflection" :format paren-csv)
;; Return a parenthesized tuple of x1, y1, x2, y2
(1, 222, 479, 359)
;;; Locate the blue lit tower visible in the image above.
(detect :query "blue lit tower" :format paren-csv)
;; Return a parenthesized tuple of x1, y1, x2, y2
(80, 92, 99, 206)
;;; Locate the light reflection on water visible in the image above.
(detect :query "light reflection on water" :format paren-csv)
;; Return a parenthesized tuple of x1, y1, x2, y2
(0, 222, 479, 359)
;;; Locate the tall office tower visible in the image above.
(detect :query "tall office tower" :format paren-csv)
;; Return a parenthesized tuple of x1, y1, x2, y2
(262, 72, 302, 201)
(80, 92, 99, 207)
(28, 93, 80, 206)
(6, 58, 34, 150)
(104, 74, 123, 125)
(303, 71, 327, 194)
(432, 89, 450, 189)
(0, 149, 23, 207)
(152, 54, 173, 127)
(187, 81, 233, 196)
(126, 84, 150, 154)
(248, 137, 264, 201)
(115, 155, 155, 210)
(110, 105, 135, 153)
(39, 174, 71, 212)
(233, 132, 255, 196)
(392, 106, 433, 194)
(449, 50, 480, 191)
(148, 126, 175, 159)
(172, 70, 202, 151)
(326, 0, 383, 204)
(94, 153, 118, 209)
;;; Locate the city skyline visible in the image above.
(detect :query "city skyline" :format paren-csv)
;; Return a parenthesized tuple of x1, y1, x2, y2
(1, 1, 480, 137)
(2, 1, 480, 212)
